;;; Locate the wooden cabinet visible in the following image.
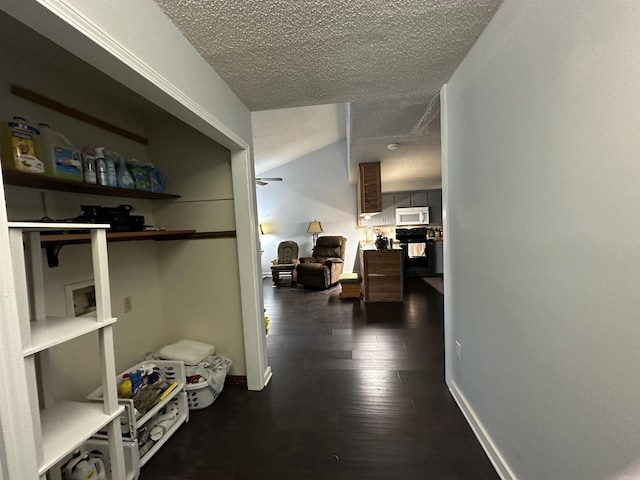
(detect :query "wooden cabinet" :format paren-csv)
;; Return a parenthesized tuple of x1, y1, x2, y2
(359, 247, 403, 302)
(357, 162, 382, 215)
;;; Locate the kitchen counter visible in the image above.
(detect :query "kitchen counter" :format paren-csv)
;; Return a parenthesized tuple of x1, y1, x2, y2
(358, 245, 403, 302)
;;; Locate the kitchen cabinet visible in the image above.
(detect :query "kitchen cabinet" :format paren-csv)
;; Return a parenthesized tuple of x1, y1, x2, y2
(375, 193, 396, 226)
(357, 162, 382, 215)
(427, 189, 443, 225)
(394, 191, 428, 208)
(8, 222, 125, 479)
(359, 246, 403, 302)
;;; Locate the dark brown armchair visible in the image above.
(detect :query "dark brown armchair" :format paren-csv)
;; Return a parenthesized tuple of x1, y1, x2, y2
(296, 236, 347, 289)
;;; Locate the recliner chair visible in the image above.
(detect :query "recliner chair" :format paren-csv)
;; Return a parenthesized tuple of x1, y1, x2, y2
(296, 236, 347, 289)
(271, 241, 299, 286)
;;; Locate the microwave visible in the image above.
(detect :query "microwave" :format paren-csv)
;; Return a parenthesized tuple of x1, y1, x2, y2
(396, 206, 429, 226)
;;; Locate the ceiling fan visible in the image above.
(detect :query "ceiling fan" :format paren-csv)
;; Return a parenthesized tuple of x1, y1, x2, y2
(255, 177, 283, 186)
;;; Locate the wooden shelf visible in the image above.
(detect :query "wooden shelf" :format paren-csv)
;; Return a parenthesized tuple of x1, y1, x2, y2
(39, 229, 236, 245)
(40, 229, 196, 245)
(40, 401, 125, 476)
(24, 315, 118, 357)
(2, 169, 180, 200)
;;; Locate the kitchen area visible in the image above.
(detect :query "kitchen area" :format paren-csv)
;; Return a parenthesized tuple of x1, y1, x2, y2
(357, 162, 443, 302)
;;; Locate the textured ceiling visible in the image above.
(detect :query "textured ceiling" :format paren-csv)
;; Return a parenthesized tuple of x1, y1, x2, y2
(154, 0, 503, 186)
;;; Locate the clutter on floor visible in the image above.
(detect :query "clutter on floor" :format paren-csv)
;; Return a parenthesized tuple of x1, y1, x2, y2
(146, 339, 232, 410)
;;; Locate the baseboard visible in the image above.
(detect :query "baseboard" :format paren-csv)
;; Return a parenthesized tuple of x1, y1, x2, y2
(448, 380, 517, 480)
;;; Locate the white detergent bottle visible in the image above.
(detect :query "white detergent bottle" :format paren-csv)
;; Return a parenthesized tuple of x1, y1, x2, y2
(36, 123, 83, 181)
(64, 450, 106, 480)
(104, 149, 118, 187)
(116, 154, 135, 189)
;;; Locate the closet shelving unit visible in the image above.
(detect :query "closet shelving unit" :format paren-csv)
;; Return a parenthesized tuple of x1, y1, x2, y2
(8, 222, 125, 479)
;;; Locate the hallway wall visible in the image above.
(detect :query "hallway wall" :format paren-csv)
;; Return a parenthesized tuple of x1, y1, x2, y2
(443, 1, 640, 479)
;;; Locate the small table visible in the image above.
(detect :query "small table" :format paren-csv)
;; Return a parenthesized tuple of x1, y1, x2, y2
(271, 264, 296, 287)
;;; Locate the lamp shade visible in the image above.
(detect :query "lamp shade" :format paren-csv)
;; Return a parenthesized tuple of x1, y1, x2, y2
(307, 221, 324, 234)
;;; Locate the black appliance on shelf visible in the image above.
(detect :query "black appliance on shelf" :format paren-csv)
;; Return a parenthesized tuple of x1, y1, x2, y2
(395, 227, 431, 277)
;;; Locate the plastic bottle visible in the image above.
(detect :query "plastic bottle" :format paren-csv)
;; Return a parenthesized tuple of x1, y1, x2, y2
(35, 123, 83, 181)
(116, 155, 135, 189)
(94, 147, 108, 186)
(81, 147, 97, 184)
(129, 369, 143, 394)
(118, 373, 132, 398)
(0, 116, 44, 173)
(104, 149, 118, 187)
(64, 450, 105, 480)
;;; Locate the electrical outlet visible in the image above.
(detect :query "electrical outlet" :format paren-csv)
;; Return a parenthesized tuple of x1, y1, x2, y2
(455, 341, 462, 363)
(123, 296, 133, 313)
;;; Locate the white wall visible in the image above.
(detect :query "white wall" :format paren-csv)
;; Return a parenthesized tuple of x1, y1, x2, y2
(149, 116, 246, 376)
(443, 2, 640, 479)
(257, 139, 360, 275)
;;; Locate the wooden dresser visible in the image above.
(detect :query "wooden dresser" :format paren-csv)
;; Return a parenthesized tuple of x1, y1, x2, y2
(359, 246, 403, 302)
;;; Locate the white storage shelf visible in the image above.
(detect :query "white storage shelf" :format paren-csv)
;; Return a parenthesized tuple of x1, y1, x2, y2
(24, 315, 117, 356)
(40, 401, 124, 476)
(139, 392, 189, 467)
(8, 222, 126, 479)
(87, 360, 189, 467)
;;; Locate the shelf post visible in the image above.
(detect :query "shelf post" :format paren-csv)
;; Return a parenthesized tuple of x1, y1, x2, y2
(91, 228, 125, 479)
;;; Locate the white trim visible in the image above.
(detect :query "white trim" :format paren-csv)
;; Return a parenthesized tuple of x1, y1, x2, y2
(231, 148, 271, 391)
(448, 381, 516, 480)
(440, 83, 454, 386)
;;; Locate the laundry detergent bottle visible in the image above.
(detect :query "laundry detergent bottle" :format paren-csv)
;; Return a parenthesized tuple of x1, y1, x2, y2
(0, 116, 44, 173)
(64, 450, 106, 480)
(35, 123, 83, 181)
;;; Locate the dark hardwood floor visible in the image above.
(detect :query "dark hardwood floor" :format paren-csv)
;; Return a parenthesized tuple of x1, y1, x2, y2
(142, 278, 499, 479)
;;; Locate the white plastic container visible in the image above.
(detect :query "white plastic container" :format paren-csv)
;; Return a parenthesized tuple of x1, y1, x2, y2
(36, 123, 83, 181)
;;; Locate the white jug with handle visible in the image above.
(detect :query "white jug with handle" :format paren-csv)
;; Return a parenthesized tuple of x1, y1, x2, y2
(65, 450, 106, 480)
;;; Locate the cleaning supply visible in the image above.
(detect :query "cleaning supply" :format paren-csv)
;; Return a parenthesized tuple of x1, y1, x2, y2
(118, 373, 132, 398)
(81, 147, 97, 184)
(146, 163, 164, 192)
(94, 147, 108, 186)
(104, 149, 118, 187)
(126, 158, 151, 191)
(35, 123, 83, 181)
(64, 450, 106, 480)
(116, 154, 135, 189)
(149, 404, 179, 441)
(0, 116, 44, 173)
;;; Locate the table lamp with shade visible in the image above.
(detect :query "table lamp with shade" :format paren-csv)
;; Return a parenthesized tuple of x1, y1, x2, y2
(307, 220, 323, 247)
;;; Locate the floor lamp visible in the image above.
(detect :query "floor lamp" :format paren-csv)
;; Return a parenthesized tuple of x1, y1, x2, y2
(307, 220, 323, 247)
